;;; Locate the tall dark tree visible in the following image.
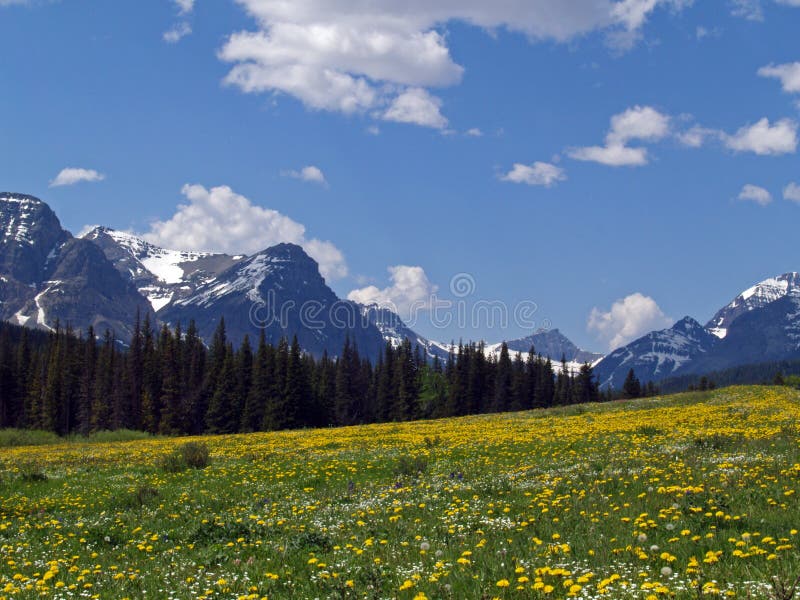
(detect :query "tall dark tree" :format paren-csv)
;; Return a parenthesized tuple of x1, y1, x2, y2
(622, 368, 642, 399)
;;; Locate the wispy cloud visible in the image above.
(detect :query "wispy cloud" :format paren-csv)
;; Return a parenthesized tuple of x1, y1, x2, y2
(50, 168, 105, 188)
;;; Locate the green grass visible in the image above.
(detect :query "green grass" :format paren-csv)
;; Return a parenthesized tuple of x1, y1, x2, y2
(0, 386, 799, 599)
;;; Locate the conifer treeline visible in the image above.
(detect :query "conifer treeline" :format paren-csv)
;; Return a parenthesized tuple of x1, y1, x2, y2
(0, 316, 618, 436)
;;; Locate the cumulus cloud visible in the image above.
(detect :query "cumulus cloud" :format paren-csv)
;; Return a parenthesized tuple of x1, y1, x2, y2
(737, 184, 773, 206)
(588, 292, 672, 351)
(163, 22, 192, 43)
(758, 62, 800, 94)
(382, 88, 448, 129)
(283, 165, 327, 185)
(723, 118, 798, 155)
(568, 105, 669, 166)
(783, 182, 800, 203)
(348, 265, 438, 318)
(49, 168, 105, 187)
(143, 184, 348, 280)
(500, 162, 566, 187)
(219, 1, 688, 127)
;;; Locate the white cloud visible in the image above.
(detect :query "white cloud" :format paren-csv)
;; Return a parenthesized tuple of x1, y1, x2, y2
(366, 125, 381, 135)
(783, 182, 800, 203)
(49, 168, 105, 187)
(465, 128, 483, 137)
(163, 22, 192, 43)
(568, 143, 649, 166)
(143, 184, 348, 280)
(758, 62, 800, 94)
(730, 0, 764, 20)
(568, 105, 669, 166)
(283, 165, 327, 185)
(723, 117, 798, 155)
(220, 1, 688, 127)
(348, 265, 438, 317)
(737, 183, 773, 206)
(501, 162, 566, 187)
(606, 105, 671, 144)
(588, 292, 672, 350)
(174, 0, 194, 14)
(382, 87, 447, 129)
(676, 125, 717, 147)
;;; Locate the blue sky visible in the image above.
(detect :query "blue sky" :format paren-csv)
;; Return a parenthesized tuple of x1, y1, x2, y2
(1, 0, 799, 352)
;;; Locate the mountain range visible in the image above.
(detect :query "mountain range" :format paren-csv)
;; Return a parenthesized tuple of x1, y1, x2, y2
(593, 272, 800, 388)
(3, 192, 800, 385)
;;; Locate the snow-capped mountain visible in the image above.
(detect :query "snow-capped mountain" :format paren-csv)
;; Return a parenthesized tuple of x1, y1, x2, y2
(161, 243, 385, 358)
(358, 304, 451, 360)
(690, 294, 800, 373)
(706, 272, 800, 338)
(496, 328, 603, 364)
(82, 227, 242, 311)
(596, 273, 800, 388)
(593, 317, 719, 389)
(356, 310, 604, 371)
(0, 194, 152, 340)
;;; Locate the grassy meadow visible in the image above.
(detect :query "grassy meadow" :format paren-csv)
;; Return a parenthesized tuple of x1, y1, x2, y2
(1, 386, 799, 599)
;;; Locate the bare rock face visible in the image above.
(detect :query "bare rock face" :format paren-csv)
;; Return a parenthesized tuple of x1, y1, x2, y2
(0, 194, 152, 341)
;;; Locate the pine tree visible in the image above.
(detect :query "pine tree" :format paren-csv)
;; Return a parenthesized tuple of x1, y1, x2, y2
(575, 363, 599, 404)
(77, 326, 97, 435)
(242, 331, 270, 432)
(264, 337, 289, 430)
(283, 336, 308, 428)
(158, 325, 183, 434)
(205, 344, 237, 434)
(622, 369, 642, 399)
(91, 330, 116, 432)
(492, 343, 512, 412)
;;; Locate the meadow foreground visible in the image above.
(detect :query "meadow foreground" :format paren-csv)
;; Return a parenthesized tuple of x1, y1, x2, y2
(1, 386, 799, 599)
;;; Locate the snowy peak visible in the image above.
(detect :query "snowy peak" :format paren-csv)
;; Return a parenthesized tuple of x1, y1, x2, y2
(173, 243, 317, 309)
(499, 328, 604, 364)
(358, 303, 448, 359)
(0, 193, 70, 285)
(707, 272, 800, 338)
(593, 316, 719, 389)
(82, 226, 242, 311)
(161, 243, 385, 359)
(0, 193, 46, 246)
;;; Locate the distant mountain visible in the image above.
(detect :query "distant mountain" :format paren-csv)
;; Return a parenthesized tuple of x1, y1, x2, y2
(498, 328, 603, 364)
(596, 272, 800, 389)
(358, 304, 450, 360)
(691, 294, 800, 373)
(82, 226, 242, 311)
(593, 317, 719, 389)
(0, 193, 152, 340)
(160, 243, 385, 358)
(706, 272, 800, 338)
